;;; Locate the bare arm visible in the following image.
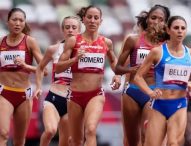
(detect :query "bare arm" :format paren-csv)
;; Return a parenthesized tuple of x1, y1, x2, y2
(21, 36, 44, 73)
(35, 45, 57, 96)
(55, 36, 84, 73)
(105, 38, 121, 89)
(106, 38, 118, 72)
(134, 46, 162, 98)
(115, 34, 139, 75)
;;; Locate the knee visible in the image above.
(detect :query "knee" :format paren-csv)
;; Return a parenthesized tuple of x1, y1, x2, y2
(44, 127, 57, 139)
(167, 141, 178, 146)
(0, 129, 9, 141)
(70, 137, 83, 146)
(85, 124, 97, 137)
(13, 139, 25, 146)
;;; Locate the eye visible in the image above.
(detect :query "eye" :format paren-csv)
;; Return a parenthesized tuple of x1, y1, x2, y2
(87, 15, 92, 19)
(72, 26, 77, 29)
(181, 26, 186, 30)
(65, 25, 70, 29)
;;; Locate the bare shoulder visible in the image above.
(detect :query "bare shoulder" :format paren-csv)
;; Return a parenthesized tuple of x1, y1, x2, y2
(26, 35, 37, 43)
(151, 45, 162, 53)
(124, 33, 139, 42)
(104, 37, 113, 48)
(149, 45, 162, 62)
(66, 36, 76, 44)
(26, 35, 39, 48)
(122, 33, 139, 50)
(45, 43, 58, 55)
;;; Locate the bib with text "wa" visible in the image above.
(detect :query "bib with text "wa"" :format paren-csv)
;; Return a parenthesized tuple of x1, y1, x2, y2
(0, 50, 25, 67)
(136, 48, 150, 65)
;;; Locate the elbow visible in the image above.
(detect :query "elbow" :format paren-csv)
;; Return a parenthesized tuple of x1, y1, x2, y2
(55, 64, 61, 74)
(114, 66, 122, 75)
(115, 70, 122, 75)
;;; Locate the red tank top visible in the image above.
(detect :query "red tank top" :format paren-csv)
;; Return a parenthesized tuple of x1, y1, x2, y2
(71, 34, 108, 74)
(0, 35, 33, 73)
(130, 32, 156, 74)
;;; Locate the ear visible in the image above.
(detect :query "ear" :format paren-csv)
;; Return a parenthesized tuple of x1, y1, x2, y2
(100, 18, 103, 24)
(166, 25, 170, 35)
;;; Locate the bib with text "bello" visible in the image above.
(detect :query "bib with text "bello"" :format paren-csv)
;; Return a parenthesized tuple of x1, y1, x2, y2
(163, 64, 191, 85)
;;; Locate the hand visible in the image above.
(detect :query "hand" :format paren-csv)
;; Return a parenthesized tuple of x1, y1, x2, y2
(110, 75, 121, 90)
(74, 48, 86, 61)
(34, 88, 42, 99)
(148, 88, 162, 99)
(14, 57, 26, 68)
(128, 65, 140, 74)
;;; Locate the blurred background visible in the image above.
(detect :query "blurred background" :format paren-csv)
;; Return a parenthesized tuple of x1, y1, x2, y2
(1, 0, 191, 146)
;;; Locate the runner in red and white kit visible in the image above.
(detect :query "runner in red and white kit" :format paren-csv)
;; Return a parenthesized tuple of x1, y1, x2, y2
(34, 16, 81, 146)
(55, 5, 121, 146)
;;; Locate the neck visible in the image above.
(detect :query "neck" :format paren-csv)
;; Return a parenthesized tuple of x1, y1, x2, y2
(83, 31, 98, 42)
(167, 40, 183, 52)
(8, 33, 23, 42)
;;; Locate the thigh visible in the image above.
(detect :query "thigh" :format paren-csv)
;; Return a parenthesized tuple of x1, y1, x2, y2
(184, 112, 191, 146)
(13, 99, 33, 141)
(167, 108, 187, 145)
(43, 102, 60, 130)
(122, 94, 142, 146)
(84, 95, 105, 128)
(121, 93, 142, 135)
(68, 100, 84, 141)
(0, 96, 14, 135)
(144, 109, 166, 146)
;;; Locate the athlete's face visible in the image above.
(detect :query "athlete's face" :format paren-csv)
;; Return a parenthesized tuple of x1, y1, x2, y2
(7, 11, 26, 34)
(167, 19, 187, 42)
(83, 8, 102, 32)
(62, 18, 80, 39)
(147, 8, 166, 29)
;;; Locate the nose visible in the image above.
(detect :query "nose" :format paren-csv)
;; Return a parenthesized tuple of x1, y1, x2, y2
(15, 20, 20, 26)
(90, 18, 95, 23)
(69, 27, 74, 32)
(153, 19, 159, 25)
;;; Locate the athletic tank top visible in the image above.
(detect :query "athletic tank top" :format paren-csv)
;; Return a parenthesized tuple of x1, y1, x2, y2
(130, 32, 155, 74)
(52, 43, 72, 85)
(71, 34, 108, 74)
(0, 35, 33, 73)
(155, 43, 191, 90)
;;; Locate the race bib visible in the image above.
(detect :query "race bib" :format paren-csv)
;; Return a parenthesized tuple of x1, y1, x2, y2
(78, 53, 105, 69)
(55, 67, 72, 79)
(163, 64, 191, 84)
(1, 51, 25, 67)
(136, 49, 150, 64)
(25, 87, 33, 100)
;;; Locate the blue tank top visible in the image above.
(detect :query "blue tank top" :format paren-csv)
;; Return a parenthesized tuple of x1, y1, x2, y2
(155, 43, 191, 90)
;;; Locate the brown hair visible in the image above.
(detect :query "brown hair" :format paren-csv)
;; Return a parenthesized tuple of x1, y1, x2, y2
(77, 5, 102, 21)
